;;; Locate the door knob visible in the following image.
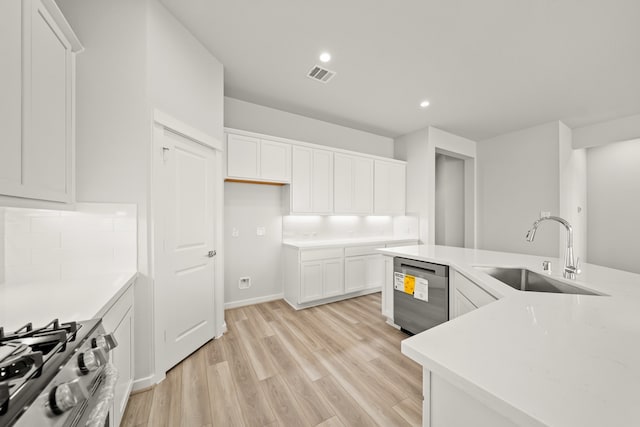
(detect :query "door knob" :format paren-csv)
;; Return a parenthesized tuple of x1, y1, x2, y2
(207, 250, 216, 258)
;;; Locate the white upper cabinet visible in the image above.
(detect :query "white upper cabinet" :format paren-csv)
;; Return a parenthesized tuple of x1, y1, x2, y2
(0, 1, 22, 192)
(0, 0, 82, 204)
(374, 160, 406, 215)
(226, 128, 406, 216)
(334, 153, 374, 214)
(226, 133, 291, 183)
(291, 146, 333, 214)
(227, 134, 260, 178)
(261, 139, 291, 181)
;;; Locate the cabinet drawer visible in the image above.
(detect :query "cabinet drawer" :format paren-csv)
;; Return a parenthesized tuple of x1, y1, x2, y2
(455, 272, 496, 308)
(300, 248, 344, 262)
(102, 285, 134, 332)
(345, 245, 383, 257)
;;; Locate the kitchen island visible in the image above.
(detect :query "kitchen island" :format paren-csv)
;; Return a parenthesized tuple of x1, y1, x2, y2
(378, 245, 640, 427)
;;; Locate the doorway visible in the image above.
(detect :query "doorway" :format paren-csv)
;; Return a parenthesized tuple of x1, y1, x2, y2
(152, 113, 222, 376)
(435, 153, 465, 247)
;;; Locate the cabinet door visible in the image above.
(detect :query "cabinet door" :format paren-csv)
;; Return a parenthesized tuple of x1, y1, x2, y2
(260, 139, 290, 181)
(300, 261, 324, 303)
(374, 161, 406, 215)
(344, 256, 366, 293)
(227, 134, 260, 179)
(333, 154, 352, 213)
(0, 1, 22, 192)
(24, 0, 72, 201)
(291, 146, 312, 212)
(312, 149, 333, 213)
(453, 289, 477, 318)
(323, 258, 344, 298)
(365, 254, 385, 289)
(334, 154, 373, 214)
(352, 156, 374, 213)
(112, 308, 134, 426)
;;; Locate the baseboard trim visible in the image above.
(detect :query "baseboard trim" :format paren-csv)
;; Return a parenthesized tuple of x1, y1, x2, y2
(132, 373, 163, 392)
(224, 293, 284, 309)
(385, 319, 401, 330)
(216, 322, 227, 338)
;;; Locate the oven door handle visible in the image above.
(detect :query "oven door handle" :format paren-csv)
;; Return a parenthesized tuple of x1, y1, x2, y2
(85, 363, 119, 427)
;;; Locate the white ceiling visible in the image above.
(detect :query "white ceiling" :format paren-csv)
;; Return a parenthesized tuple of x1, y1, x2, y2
(159, 0, 640, 141)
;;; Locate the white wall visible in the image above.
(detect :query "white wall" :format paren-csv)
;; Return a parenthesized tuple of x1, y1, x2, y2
(148, 2, 224, 142)
(558, 123, 587, 261)
(587, 139, 640, 274)
(395, 126, 476, 245)
(394, 128, 431, 243)
(477, 122, 560, 257)
(435, 154, 465, 247)
(57, 0, 153, 384)
(224, 183, 283, 307)
(224, 97, 394, 158)
(282, 215, 418, 241)
(57, 0, 225, 387)
(573, 113, 640, 149)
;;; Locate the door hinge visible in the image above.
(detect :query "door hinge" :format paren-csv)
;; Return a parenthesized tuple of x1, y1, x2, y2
(164, 330, 167, 343)
(162, 146, 170, 162)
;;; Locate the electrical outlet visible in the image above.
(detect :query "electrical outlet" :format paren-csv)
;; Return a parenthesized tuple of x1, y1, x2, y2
(232, 227, 239, 238)
(540, 211, 551, 218)
(256, 227, 266, 236)
(239, 277, 251, 289)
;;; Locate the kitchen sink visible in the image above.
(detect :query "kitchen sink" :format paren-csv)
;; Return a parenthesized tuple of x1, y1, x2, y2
(473, 266, 600, 296)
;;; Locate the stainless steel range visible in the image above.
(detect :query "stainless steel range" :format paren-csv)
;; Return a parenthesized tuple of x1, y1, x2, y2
(0, 318, 118, 427)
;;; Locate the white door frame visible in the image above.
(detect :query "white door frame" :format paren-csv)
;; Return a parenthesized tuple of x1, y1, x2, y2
(150, 109, 225, 383)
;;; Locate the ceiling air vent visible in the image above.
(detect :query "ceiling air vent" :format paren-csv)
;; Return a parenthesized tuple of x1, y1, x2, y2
(307, 65, 336, 83)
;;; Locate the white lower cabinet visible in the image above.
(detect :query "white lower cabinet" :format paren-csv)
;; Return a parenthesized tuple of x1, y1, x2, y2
(424, 370, 516, 427)
(300, 257, 344, 303)
(344, 254, 384, 293)
(450, 270, 497, 319)
(101, 284, 135, 427)
(284, 241, 414, 309)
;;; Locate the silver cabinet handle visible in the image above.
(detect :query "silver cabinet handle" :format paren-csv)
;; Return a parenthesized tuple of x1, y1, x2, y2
(207, 250, 216, 258)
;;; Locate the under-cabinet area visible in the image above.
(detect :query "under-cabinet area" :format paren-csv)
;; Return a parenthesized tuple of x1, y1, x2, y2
(283, 240, 417, 309)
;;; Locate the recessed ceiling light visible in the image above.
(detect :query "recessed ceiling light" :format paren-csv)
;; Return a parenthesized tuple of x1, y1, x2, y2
(420, 100, 430, 108)
(319, 52, 331, 63)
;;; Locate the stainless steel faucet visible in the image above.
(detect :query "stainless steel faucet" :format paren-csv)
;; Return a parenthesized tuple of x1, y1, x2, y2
(526, 216, 581, 279)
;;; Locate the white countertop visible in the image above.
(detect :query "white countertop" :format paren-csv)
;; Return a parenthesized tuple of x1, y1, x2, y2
(378, 245, 640, 427)
(0, 271, 137, 331)
(282, 236, 418, 249)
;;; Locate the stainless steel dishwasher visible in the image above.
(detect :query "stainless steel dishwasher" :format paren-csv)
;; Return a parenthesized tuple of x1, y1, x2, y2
(393, 257, 449, 335)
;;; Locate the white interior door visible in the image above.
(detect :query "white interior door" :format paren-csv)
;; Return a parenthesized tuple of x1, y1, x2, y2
(156, 126, 217, 371)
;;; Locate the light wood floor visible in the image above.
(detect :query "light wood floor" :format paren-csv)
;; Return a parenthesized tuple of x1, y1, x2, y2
(121, 293, 422, 427)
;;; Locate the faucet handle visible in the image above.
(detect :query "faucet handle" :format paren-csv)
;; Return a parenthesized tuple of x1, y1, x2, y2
(565, 257, 581, 275)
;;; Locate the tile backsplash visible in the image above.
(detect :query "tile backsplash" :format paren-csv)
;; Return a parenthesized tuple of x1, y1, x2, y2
(282, 214, 419, 241)
(2, 203, 137, 284)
